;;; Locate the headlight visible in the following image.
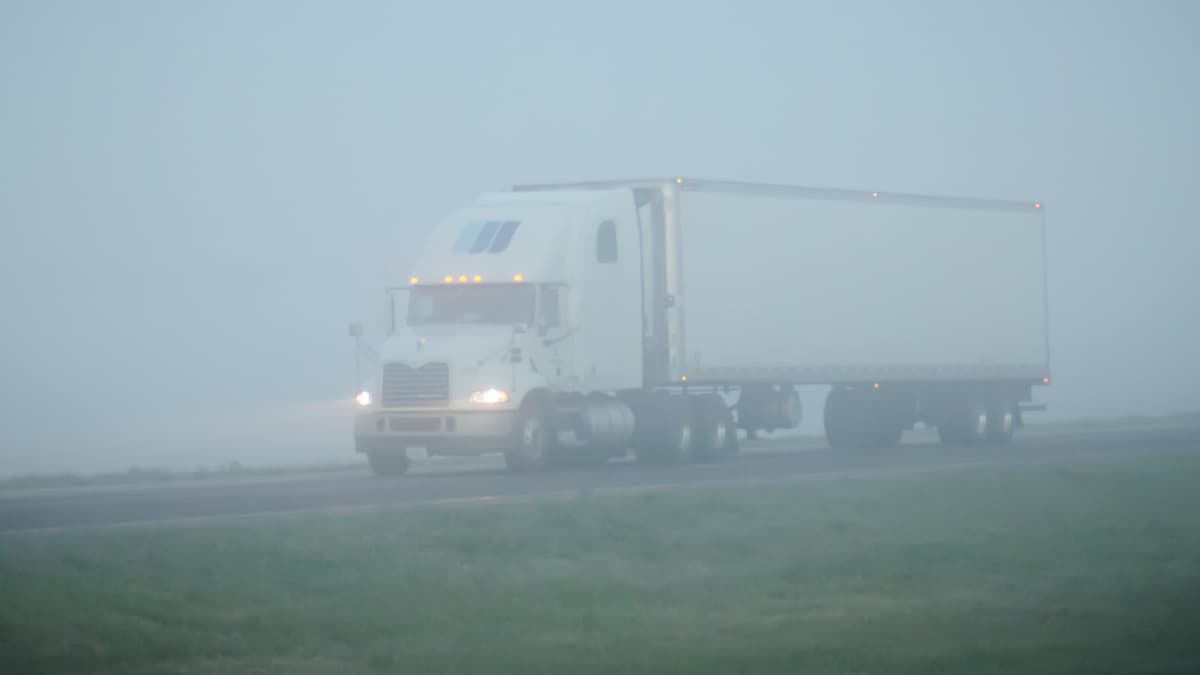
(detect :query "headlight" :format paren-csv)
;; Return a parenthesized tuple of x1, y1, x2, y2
(355, 390, 372, 406)
(469, 388, 510, 404)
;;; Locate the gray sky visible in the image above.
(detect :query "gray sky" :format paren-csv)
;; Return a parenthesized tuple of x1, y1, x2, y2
(2, 1, 1197, 476)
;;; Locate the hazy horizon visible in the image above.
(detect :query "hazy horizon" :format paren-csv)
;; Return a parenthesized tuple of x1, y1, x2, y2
(2, 1, 1198, 476)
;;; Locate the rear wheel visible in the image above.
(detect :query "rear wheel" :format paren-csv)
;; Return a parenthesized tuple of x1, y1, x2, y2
(657, 396, 695, 464)
(938, 394, 989, 446)
(723, 412, 741, 453)
(691, 394, 733, 460)
(632, 394, 695, 464)
(986, 396, 1015, 444)
(824, 387, 860, 449)
(869, 420, 903, 448)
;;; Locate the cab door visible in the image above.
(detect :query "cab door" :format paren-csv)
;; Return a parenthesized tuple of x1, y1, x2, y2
(537, 283, 577, 388)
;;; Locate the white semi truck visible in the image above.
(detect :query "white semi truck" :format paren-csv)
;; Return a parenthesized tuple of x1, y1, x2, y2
(353, 179, 1050, 475)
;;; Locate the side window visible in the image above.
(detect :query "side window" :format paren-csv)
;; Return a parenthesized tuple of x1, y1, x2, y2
(596, 220, 617, 263)
(541, 286, 561, 327)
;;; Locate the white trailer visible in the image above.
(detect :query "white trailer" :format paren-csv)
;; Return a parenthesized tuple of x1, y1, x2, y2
(353, 179, 1050, 475)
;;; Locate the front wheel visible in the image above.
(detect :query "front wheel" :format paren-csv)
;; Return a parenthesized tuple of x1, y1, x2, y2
(504, 402, 554, 472)
(367, 449, 411, 477)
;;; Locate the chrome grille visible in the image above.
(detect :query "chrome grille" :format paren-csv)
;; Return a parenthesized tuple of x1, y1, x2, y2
(381, 362, 449, 407)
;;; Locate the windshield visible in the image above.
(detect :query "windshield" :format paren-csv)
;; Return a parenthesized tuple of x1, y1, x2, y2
(406, 284, 535, 326)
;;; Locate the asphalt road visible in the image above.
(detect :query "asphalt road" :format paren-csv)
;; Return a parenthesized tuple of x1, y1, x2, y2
(3, 421, 1198, 534)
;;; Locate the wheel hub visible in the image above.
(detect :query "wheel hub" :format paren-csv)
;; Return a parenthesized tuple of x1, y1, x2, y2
(973, 411, 988, 438)
(521, 416, 544, 461)
(713, 418, 728, 449)
(678, 421, 693, 456)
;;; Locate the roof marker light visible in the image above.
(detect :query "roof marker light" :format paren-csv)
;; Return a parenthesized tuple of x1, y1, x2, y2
(513, 274, 524, 282)
(473, 275, 482, 283)
(681, 375, 688, 382)
(410, 276, 419, 285)
(676, 177, 683, 184)
(1035, 203, 1042, 209)
(458, 275, 467, 283)
(1043, 376, 1050, 384)
(443, 275, 454, 283)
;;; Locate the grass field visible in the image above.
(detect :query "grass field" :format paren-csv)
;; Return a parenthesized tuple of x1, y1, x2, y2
(3, 453, 1199, 675)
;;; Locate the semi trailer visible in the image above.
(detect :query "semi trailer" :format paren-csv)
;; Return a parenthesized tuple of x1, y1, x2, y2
(353, 179, 1050, 475)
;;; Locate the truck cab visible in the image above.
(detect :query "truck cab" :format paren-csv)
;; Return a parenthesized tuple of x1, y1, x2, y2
(354, 189, 648, 474)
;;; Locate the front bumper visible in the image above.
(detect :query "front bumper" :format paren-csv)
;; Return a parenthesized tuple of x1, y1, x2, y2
(354, 409, 516, 455)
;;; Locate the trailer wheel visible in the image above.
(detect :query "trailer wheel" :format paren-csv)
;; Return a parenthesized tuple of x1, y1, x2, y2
(723, 400, 741, 454)
(691, 394, 733, 460)
(938, 395, 989, 446)
(505, 401, 554, 472)
(367, 448, 410, 477)
(824, 387, 859, 449)
(986, 397, 1015, 444)
(869, 422, 903, 448)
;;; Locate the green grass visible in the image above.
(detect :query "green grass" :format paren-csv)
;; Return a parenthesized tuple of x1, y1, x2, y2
(3, 454, 1200, 674)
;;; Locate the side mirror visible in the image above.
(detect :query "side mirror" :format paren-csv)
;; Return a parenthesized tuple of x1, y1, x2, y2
(348, 322, 363, 338)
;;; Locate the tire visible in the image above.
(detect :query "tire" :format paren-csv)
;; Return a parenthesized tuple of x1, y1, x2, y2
(367, 448, 410, 477)
(868, 421, 903, 448)
(632, 394, 694, 464)
(691, 394, 733, 461)
(505, 401, 554, 472)
(660, 396, 696, 463)
(620, 391, 655, 456)
(938, 394, 989, 447)
(723, 404, 741, 454)
(986, 396, 1015, 444)
(824, 387, 859, 449)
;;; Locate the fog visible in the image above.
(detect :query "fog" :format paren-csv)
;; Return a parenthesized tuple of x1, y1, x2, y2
(2, 1, 1197, 476)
